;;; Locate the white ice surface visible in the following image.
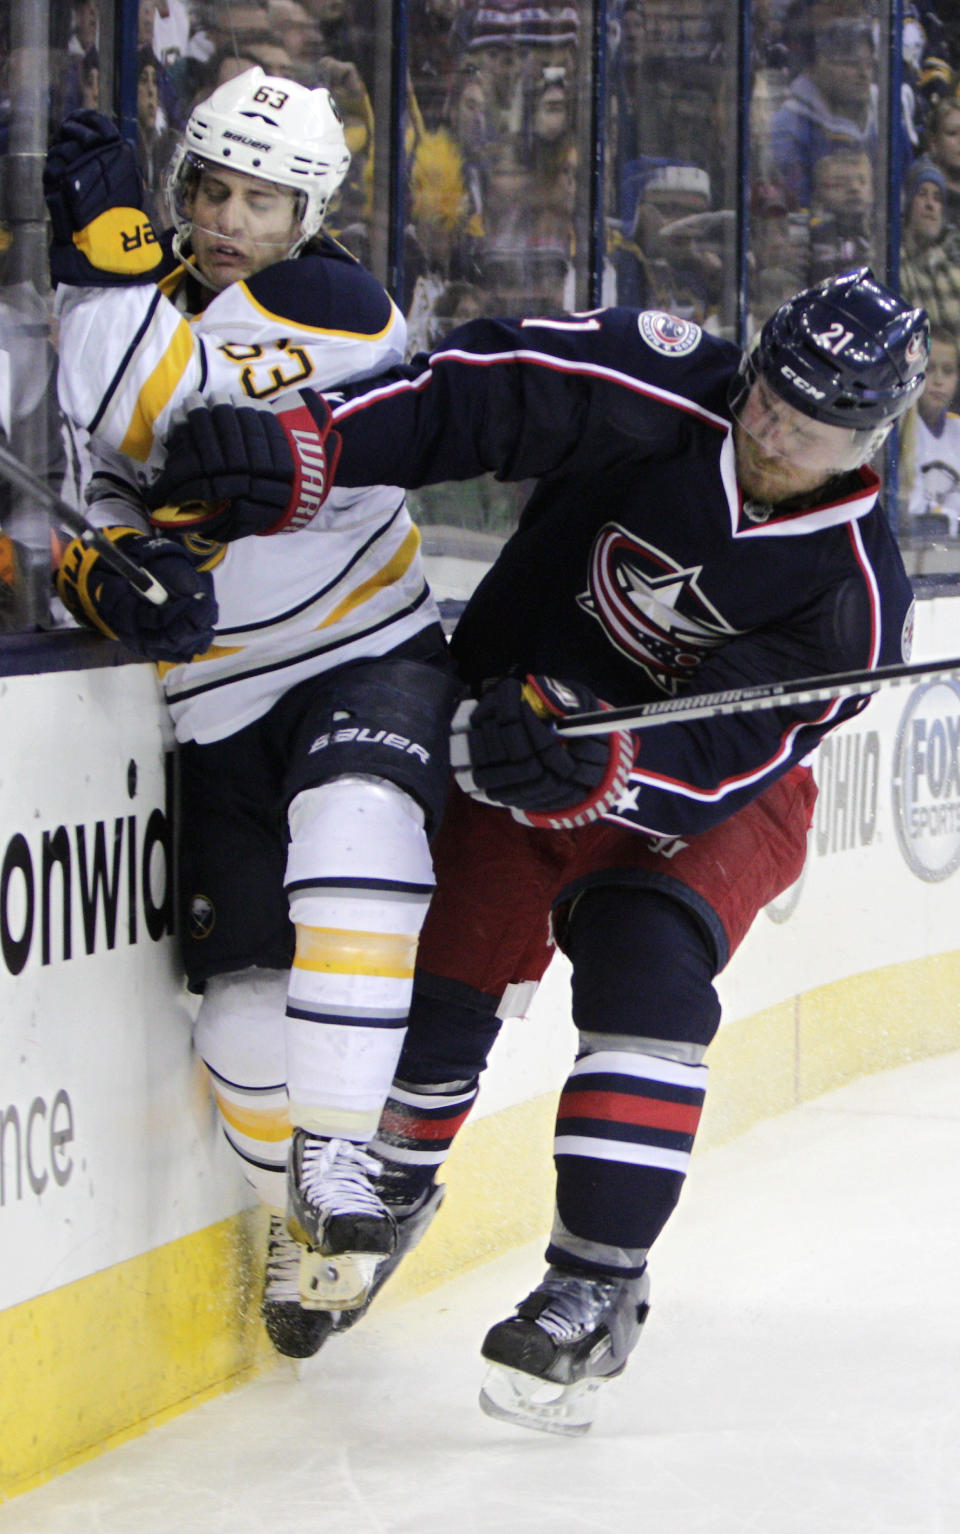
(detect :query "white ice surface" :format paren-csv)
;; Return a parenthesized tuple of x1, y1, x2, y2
(5, 1051, 960, 1534)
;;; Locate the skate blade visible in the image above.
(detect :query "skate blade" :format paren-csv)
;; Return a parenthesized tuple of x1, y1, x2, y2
(298, 1249, 382, 1311)
(478, 1363, 602, 1437)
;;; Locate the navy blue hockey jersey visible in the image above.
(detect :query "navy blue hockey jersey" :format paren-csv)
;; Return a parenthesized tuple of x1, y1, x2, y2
(325, 308, 915, 836)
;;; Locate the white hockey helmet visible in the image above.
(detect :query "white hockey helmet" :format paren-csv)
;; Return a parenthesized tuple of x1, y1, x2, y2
(167, 66, 351, 259)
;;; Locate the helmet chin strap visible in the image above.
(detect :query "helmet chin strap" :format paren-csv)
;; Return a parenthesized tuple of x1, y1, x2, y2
(172, 222, 303, 288)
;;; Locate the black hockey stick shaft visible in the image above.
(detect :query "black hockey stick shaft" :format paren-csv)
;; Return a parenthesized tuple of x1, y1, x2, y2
(554, 653, 960, 737)
(0, 441, 169, 606)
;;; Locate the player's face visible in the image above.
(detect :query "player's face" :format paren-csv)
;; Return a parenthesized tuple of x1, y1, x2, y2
(734, 376, 865, 502)
(909, 181, 945, 243)
(187, 165, 301, 289)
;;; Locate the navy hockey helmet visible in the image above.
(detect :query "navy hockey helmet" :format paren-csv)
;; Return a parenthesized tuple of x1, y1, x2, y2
(732, 268, 929, 466)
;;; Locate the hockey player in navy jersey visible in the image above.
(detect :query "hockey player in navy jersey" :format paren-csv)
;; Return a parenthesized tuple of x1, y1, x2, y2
(149, 269, 927, 1432)
(43, 70, 463, 1361)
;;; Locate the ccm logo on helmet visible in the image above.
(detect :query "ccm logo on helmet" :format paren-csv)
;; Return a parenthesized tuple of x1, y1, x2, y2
(780, 365, 826, 399)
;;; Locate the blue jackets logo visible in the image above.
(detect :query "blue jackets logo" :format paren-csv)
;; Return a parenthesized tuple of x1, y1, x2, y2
(578, 524, 739, 693)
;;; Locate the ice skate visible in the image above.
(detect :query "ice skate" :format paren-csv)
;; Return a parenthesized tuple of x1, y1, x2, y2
(261, 1215, 339, 1358)
(333, 1181, 446, 1335)
(286, 1131, 397, 1311)
(479, 1265, 651, 1436)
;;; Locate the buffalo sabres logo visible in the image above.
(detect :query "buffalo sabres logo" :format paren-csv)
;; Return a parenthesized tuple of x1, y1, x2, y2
(578, 525, 741, 693)
(189, 894, 216, 940)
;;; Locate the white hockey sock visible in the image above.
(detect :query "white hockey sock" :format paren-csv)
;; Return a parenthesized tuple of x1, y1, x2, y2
(284, 778, 434, 1139)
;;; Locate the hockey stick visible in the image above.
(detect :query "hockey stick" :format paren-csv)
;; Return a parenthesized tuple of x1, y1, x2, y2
(0, 441, 168, 605)
(553, 653, 960, 737)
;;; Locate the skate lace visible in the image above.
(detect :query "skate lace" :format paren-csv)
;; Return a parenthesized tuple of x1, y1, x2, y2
(532, 1274, 623, 1344)
(299, 1136, 386, 1219)
(264, 1217, 303, 1303)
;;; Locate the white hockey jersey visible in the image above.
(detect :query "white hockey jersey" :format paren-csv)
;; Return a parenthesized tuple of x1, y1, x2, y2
(54, 242, 440, 744)
(905, 409, 960, 535)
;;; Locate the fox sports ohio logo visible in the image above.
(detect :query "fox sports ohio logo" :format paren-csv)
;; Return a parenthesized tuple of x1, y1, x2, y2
(892, 678, 960, 881)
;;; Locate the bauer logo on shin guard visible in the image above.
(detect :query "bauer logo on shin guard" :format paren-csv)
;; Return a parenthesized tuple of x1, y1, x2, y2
(309, 726, 431, 763)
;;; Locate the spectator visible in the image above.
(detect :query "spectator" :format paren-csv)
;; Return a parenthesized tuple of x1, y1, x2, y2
(266, 0, 325, 84)
(404, 129, 472, 355)
(806, 145, 875, 283)
(408, 0, 462, 131)
(439, 64, 490, 239)
(57, 41, 100, 117)
(136, 47, 178, 225)
(0, 290, 67, 630)
(230, 31, 297, 77)
(306, 0, 374, 92)
(607, 0, 653, 217)
(476, 132, 531, 256)
(899, 153, 960, 336)
(78, 44, 99, 109)
(748, 178, 808, 289)
(900, 328, 960, 535)
(915, 51, 955, 135)
(408, 274, 490, 359)
(460, 37, 527, 139)
(770, 14, 878, 209)
(902, 3, 932, 154)
(137, 0, 184, 128)
(430, 277, 487, 332)
(203, 47, 268, 92)
(193, 2, 272, 61)
(528, 134, 578, 262)
(315, 56, 374, 234)
(67, 0, 99, 56)
(625, 0, 733, 203)
(458, 0, 580, 139)
(612, 159, 713, 312)
(151, 0, 194, 72)
(923, 91, 960, 227)
(521, 64, 573, 173)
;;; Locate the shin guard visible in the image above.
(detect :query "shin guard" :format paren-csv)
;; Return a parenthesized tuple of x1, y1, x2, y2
(284, 777, 435, 1139)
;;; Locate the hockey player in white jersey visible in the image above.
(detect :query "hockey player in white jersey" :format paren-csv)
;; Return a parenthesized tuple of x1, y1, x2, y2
(45, 70, 462, 1358)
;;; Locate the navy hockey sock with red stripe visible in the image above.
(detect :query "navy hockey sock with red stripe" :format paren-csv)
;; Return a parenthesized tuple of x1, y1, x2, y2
(549, 1048, 708, 1273)
(369, 1076, 480, 1207)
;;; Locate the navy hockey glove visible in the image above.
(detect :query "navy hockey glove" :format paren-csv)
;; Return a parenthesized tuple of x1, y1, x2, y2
(147, 390, 342, 540)
(450, 675, 635, 829)
(56, 527, 218, 662)
(44, 110, 163, 287)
